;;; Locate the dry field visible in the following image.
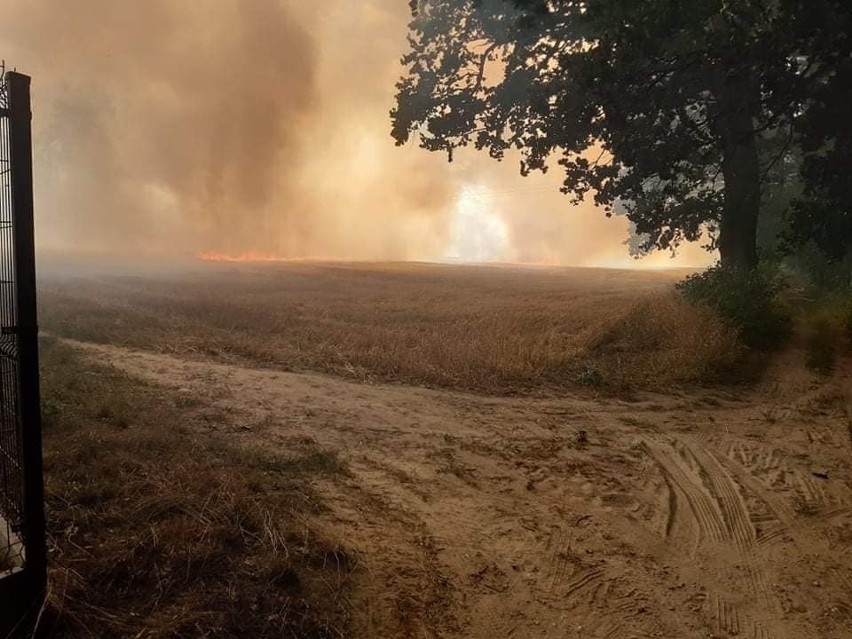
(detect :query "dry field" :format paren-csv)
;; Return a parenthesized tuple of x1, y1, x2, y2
(38, 261, 736, 394)
(36, 261, 852, 638)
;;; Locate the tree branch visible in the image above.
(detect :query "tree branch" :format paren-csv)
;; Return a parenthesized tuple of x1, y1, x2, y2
(474, 43, 500, 92)
(759, 119, 795, 186)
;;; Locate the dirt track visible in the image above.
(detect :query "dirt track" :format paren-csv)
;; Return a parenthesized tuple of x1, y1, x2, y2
(68, 339, 852, 639)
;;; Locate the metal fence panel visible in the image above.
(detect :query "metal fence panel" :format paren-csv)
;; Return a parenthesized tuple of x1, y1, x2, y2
(0, 66, 47, 635)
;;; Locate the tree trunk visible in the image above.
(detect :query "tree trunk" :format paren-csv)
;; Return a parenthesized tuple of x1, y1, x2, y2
(717, 67, 761, 271)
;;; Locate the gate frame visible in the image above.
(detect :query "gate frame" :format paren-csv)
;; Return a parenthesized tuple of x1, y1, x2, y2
(0, 70, 47, 636)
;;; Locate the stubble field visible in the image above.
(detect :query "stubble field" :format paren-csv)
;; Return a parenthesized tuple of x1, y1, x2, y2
(35, 261, 852, 638)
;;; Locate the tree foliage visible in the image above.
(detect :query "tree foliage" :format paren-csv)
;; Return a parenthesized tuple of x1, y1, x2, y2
(787, 40, 852, 263)
(676, 263, 791, 350)
(392, 0, 851, 267)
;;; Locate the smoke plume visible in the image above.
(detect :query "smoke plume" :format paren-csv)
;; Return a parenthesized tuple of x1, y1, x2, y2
(0, 0, 711, 266)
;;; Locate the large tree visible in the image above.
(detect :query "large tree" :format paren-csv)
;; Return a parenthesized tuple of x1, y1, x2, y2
(391, 0, 851, 269)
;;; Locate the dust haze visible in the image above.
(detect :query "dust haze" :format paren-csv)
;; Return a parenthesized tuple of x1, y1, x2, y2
(0, 0, 711, 267)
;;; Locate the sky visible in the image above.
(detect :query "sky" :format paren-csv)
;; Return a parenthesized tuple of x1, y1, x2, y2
(0, 0, 714, 268)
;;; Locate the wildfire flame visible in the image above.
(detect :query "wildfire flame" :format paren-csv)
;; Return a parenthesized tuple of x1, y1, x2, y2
(197, 251, 296, 263)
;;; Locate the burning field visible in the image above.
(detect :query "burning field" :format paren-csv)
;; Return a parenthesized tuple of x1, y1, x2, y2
(2, 0, 849, 635)
(35, 261, 852, 638)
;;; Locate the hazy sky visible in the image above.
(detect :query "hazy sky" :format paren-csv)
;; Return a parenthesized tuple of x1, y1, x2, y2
(0, 0, 713, 267)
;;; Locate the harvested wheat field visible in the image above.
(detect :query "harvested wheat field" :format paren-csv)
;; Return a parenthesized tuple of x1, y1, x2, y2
(38, 262, 852, 639)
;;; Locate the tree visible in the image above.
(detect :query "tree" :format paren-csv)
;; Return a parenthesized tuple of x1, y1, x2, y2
(391, 0, 851, 269)
(786, 30, 852, 268)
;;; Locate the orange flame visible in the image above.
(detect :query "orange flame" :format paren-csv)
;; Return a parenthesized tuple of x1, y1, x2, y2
(197, 251, 294, 262)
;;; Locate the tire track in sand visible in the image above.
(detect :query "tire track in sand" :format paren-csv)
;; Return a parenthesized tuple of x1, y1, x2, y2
(534, 526, 649, 637)
(709, 437, 852, 547)
(643, 440, 727, 545)
(644, 437, 782, 639)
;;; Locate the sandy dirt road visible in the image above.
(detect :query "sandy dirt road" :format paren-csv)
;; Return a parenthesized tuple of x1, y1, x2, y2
(66, 339, 852, 639)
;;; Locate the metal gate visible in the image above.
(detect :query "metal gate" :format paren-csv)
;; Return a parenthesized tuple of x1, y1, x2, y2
(0, 66, 47, 634)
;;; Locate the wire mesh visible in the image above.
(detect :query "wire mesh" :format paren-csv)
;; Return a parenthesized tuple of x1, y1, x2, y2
(0, 65, 25, 575)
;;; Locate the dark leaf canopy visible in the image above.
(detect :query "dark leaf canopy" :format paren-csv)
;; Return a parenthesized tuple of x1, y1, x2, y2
(392, 0, 851, 254)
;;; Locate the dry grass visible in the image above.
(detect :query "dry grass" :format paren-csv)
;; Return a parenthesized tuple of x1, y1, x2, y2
(587, 294, 742, 391)
(39, 261, 737, 394)
(38, 337, 352, 638)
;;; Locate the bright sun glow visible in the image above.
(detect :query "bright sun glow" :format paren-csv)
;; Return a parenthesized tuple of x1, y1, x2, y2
(442, 185, 509, 262)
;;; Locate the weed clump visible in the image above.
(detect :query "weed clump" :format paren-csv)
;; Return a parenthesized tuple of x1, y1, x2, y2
(804, 314, 839, 373)
(676, 264, 792, 351)
(801, 296, 852, 373)
(575, 368, 604, 388)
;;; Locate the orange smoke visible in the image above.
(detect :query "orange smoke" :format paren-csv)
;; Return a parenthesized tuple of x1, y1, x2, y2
(1, 0, 715, 267)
